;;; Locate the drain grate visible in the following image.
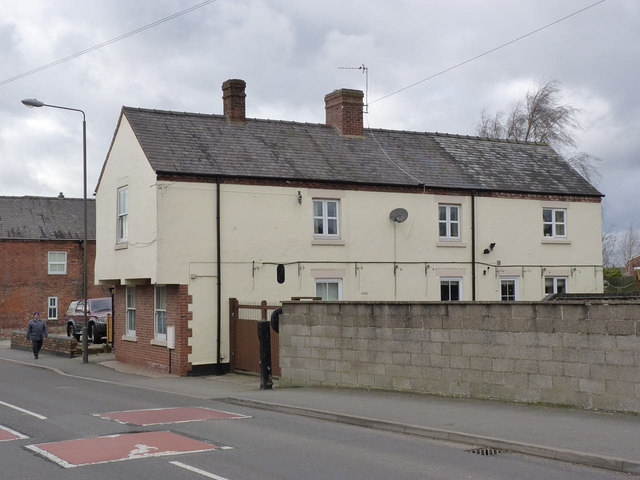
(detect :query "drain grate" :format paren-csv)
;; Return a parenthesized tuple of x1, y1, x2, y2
(467, 447, 507, 456)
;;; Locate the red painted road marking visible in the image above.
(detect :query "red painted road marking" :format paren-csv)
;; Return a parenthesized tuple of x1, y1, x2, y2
(97, 407, 250, 426)
(0, 425, 27, 442)
(27, 431, 219, 468)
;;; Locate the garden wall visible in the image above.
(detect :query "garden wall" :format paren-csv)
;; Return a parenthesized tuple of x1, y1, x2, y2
(278, 301, 640, 413)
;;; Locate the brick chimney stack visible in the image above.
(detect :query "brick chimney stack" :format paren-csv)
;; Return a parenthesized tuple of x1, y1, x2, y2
(324, 88, 364, 137)
(222, 79, 246, 123)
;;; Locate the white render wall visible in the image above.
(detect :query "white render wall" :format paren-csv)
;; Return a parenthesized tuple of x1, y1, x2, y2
(95, 117, 158, 285)
(96, 172, 603, 368)
(157, 182, 602, 366)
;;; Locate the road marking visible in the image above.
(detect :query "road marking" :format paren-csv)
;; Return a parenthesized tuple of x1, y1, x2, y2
(95, 406, 250, 426)
(26, 431, 220, 468)
(0, 400, 47, 420)
(170, 461, 231, 479)
(0, 425, 28, 441)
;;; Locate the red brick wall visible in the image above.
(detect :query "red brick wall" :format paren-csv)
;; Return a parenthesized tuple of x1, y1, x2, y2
(0, 239, 111, 332)
(114, 284, 193, 375)
(325, 89, 364, 137)
(222, 79, 246, 123)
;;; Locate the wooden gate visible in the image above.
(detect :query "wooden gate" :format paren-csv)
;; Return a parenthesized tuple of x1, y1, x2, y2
(229, 298, 281, 377)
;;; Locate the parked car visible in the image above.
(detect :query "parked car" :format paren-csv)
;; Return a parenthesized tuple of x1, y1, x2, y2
(64, 297, 112, 344)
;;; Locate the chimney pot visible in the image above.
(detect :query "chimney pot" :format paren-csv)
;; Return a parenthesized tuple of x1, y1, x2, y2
(324, 88, 364, 137)
(222, 79, 246, 123)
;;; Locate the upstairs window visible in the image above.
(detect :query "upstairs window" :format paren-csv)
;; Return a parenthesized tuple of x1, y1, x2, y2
(439, 204, 460, 240)
(48, 251, 67, 275)
(543, 208, 566, 238)
(117, 186, 128, 243)
(313, 199, 339, 238)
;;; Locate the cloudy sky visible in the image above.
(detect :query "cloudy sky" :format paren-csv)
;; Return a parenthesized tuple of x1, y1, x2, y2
(1, 0, 637, 236)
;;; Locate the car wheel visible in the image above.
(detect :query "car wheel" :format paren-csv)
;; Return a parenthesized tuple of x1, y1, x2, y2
(91, 325, 103, 344)
(68, 324, 80, 341)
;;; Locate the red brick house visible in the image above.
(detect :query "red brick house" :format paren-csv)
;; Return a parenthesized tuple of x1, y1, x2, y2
(625, 255, 640, 280)
(0, 195, 111, 335)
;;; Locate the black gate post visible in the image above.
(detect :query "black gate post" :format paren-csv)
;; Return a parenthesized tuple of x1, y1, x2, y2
(258, 320, 273, 389)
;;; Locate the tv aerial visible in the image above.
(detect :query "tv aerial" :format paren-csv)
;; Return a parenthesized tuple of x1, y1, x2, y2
(338, 64, 369, 113)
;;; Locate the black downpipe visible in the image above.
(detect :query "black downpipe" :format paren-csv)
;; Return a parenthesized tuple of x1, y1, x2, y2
(471, 191, 477, 301)
(216, 178, 222, 365)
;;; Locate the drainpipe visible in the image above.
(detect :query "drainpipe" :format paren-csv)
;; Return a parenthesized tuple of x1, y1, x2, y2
(216, 177, 222, 365)
(471, 191, 477, 301)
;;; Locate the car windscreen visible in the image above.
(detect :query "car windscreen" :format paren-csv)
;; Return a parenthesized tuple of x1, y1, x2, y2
(90, 299, 112, 312)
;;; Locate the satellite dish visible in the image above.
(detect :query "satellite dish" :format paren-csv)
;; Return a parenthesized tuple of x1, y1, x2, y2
(389, 208, 408, 223)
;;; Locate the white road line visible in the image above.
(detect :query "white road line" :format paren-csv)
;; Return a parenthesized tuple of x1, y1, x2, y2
(0, 425, 29, 440)
(170, 461, 231, 479)
(0, 400, 47, 420)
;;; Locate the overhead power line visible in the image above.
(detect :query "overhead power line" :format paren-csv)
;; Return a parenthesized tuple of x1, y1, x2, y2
(370, 0, 606, 105)
(0, 0, 218, 87)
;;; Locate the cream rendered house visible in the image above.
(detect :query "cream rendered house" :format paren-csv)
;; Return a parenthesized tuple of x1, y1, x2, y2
(95, 79, 603, 375)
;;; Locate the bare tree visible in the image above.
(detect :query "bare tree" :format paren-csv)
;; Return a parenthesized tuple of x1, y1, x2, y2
(477, 79, 600, 184)
(601, 231, 618, 268)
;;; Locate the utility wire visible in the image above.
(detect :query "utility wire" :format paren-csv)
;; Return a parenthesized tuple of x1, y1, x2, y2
(370, 0, 606, 105)
(365, 116, 424, 185)
(0, 0, 217, 87)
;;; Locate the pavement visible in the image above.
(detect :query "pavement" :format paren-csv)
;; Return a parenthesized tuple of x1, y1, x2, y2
(1, 339, 639, 475)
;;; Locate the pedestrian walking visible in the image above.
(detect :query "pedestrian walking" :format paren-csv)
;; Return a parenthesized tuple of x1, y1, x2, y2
(26, 312, 48, 359)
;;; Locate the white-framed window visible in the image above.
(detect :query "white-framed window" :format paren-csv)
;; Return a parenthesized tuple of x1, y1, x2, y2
(47, 296, 58, 320)
(315, 278, 342, 300)
(440, 277, 462, 301)
(126, 286, 136, 335)
(48, 251, 67, 275)
(439, 204, 460, 240)
(313, 199, 339, 238)
(545, 276, 567, 295)
(117, 186, 128, 243)
(154, 285, 167, 340)
(543, 208, 566, 238)
(500, 277, 519, 301)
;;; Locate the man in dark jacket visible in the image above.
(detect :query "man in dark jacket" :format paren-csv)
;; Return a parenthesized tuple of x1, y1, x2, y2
(26, 312, 48, 359)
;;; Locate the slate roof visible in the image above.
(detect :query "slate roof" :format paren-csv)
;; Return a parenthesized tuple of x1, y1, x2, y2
(119, 107, 602, 197)
(0, 196, 96, 240)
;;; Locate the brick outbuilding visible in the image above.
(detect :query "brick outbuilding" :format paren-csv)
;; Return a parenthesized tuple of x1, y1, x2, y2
(0, 195, 111, 335)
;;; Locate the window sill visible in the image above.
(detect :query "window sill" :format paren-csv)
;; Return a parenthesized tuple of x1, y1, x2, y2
(541, 238, 571, 244)
(312, 238, 345, 246)
(150, 338, 167, 347)
(437, 240, 467, 248)
(115, 242, 128, 250)
(121, 334, 137, 342)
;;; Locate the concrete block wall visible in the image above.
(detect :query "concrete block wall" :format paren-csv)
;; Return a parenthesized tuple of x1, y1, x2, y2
(278, 301, 640, 413)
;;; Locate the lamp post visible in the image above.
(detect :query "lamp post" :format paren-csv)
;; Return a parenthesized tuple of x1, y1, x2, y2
(22, 98, 89, 363)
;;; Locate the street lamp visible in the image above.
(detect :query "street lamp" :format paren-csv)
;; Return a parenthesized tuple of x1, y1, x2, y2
(22, 98, 89, 363)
